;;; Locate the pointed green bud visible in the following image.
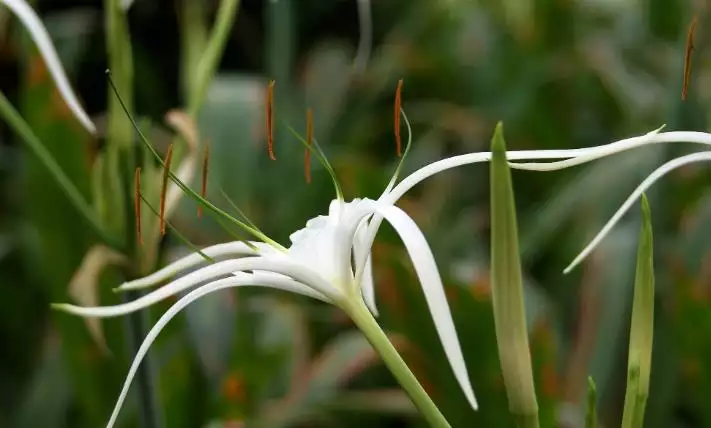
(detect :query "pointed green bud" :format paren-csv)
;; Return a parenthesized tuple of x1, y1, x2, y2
(490, 122, 539, 427)
(621, 194, 655, 428)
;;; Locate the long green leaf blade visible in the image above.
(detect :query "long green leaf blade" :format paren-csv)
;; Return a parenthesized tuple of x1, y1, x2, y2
(621, 194, 655, 428)
(490, 122, 539, 427)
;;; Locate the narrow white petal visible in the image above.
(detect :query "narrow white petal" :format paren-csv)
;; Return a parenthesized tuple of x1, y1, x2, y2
(384, 150, 583, 205)
(384, 130, 711, 204)
(1, 0, 95, 134)
(105, 273, 320, 428)
(354, 218, 378, 316)
(510, 130, 711, 171)
(375, 204, 478, 410)
(55, 257, 335, 317)
(116, 242, 259, 291)
(564, 151, 711, 274)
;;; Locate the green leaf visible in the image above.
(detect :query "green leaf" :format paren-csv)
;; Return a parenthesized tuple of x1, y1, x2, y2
(489, 122, 539, 426)
(586, 377, 597, 428)
(0, 90, 114, 246)
(621, 194, 655, 428)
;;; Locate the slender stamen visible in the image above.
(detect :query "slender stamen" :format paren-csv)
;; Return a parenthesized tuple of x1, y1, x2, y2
(394, 79, 403, 156)
(198, 142, 210, 218)
(160, 144, 174, 235)
(134, 167, 143, 246)
(106, 69, 286, 250)
(305, 108, 313, 184)
(266, 80, 276, 160)
(683, 17, 698, 101)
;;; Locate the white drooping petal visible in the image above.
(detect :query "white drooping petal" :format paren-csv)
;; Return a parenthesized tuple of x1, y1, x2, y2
(105, 272, 316, 428)
(509, 130, 711, 171)
(354, 216, 378, 316)
(1, 0, 95, 134)
(54, 257, 335, 317)
(565, 151, 711, 274)
(116, 241, 262, 291)
(375, 204, 478, 410)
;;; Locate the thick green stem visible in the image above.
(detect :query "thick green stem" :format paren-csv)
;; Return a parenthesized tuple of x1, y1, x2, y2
(346, 300, 451, 428)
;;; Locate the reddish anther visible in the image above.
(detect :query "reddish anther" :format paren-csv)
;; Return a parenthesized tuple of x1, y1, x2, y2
(159, 144, 174, 235)
(683, 17, 698, 101)
(198, 142, 210, 218)
(394, 79, 403, 156)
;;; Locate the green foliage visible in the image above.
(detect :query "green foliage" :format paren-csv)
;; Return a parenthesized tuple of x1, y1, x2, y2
(2, 0, 711, 427)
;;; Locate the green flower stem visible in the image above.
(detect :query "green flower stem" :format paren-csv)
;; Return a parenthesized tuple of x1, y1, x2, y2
(346, 299, 451, 428)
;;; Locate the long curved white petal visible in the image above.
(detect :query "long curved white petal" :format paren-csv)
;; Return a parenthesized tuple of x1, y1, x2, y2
(105, 273, 316, 428)
(384, 149, 586, 205)
(385, 130, 711, 204)
(564, 151, 711, 274)
(54, 257, 334, 317)
(509, 130, 711, 171)
(1, 0, 95, 134)
(116, 242, 260, 291)
(354, 148, 593, 285)
(375, 204, 477, 410)
(354, 217, 377, 316)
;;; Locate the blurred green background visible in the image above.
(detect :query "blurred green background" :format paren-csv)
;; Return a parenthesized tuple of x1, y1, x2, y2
(1, 0, 711, 427)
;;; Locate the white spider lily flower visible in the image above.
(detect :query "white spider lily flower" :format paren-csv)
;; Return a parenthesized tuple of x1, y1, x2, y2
(1, 0, 95, 134)
(509, 129, 711, 273)
(55, 196, 477, 426)
(56, 111, 710, 426)
(53, 122, 649, 427)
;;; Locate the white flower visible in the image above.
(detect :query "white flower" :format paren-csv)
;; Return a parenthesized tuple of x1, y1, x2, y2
(1, 0, 95, 134)
(55, 109, 711, 426)
(56, 192, 477, 427)
(55, 124, 603, 426)
(50, 128, 630, 426)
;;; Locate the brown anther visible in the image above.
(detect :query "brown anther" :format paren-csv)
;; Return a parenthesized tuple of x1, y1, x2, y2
(198, 142, 210, 218)
(159, 144, 174, 235)
(683, 17, 698, 101)
(394, 79, 403, 156)
(305, 108, 313, 184)
(266, 80, 276, 160)
(134, 167, 143, 246)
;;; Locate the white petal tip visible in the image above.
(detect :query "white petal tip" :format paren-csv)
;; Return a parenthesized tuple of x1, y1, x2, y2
(465, 391, 478, 411)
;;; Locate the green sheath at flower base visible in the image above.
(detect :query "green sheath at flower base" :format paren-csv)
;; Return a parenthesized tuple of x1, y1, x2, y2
(621, 194, 654, 428)
(489, 122, 539, 428)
